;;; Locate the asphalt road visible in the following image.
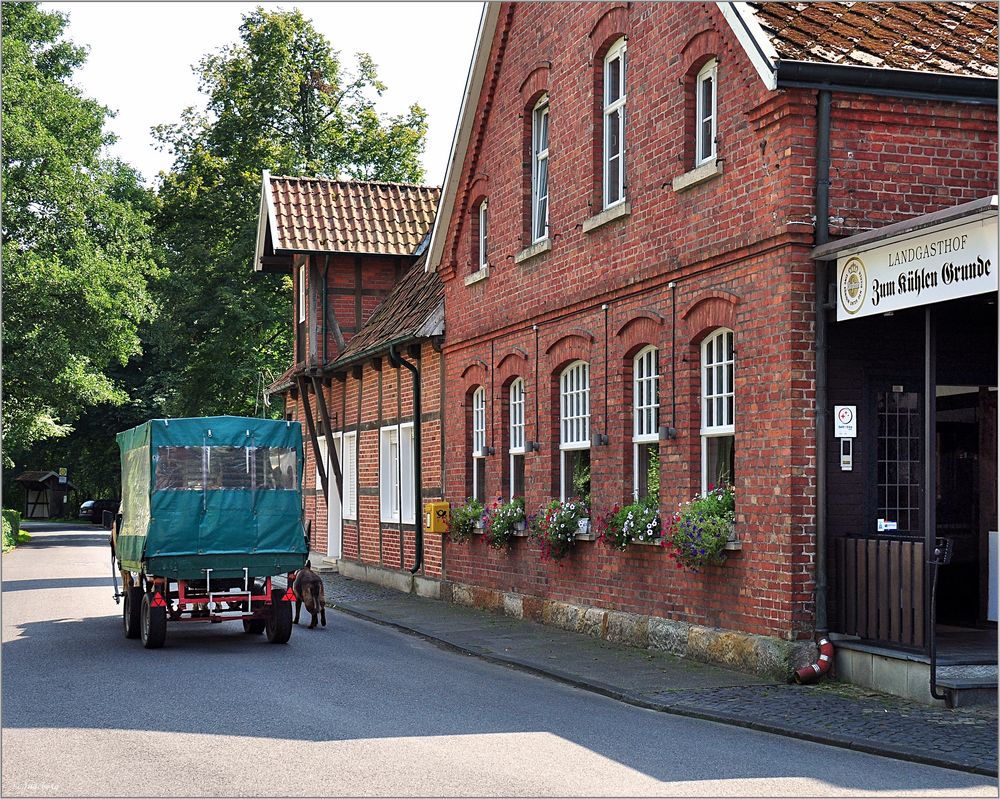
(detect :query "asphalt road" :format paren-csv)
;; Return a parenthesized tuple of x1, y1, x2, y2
(2, 523, 997, 797)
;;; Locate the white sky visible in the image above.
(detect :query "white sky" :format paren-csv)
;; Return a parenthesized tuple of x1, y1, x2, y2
(42, 2, 483, 187)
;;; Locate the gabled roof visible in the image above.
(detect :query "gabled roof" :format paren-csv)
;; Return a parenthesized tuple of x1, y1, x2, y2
(329, 253, 443, 370)
(749, 2, 998, 78)
(254, 173, 441, 269)
(15, 470, 58, 484)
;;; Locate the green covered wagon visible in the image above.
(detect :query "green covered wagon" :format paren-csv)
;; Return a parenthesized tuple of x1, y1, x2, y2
(112, 416, 308, 648)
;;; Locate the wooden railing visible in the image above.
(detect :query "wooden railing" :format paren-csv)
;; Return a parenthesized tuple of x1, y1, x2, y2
(831, 537, 925, 648)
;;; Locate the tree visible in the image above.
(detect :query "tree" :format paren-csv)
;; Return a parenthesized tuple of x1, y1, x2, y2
(1, 3, 158, 461)
(150, 7, 428, 417)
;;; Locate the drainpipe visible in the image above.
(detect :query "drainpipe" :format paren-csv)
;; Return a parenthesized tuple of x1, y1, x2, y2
(389, 343, 423, 574)
(814, 90, 831, 639)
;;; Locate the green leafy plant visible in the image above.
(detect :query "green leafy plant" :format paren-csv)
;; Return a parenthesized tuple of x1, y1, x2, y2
(665, 484, 735, 572)
(482, 496, 525, 550)
(571, 458, 591, 509)
(530, 499, 588, 562)
(448, 498, 485, 544)
(2, 509, 25, 553)
(598, 494, 662, 551)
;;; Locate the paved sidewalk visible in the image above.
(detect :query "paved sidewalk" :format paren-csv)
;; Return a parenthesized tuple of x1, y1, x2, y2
(288, 570, 999, 778)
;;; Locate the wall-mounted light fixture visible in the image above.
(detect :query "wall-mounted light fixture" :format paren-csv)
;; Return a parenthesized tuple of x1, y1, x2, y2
(527, 441, 541, 452)
(659, 425, 677, 440)
(592, 432, 609, 447)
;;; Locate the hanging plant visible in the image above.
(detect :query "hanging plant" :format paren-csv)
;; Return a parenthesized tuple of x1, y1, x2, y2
(665, 484, 735, 572)
(598, 494, 663, 551)
(482, 497, 524, 549)
(448, 498, 485, 544)
(530, 498, 588, 561)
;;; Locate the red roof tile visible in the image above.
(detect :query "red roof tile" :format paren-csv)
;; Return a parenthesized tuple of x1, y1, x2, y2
(751, 2, 998, 78)
(267, 176, 440, 256)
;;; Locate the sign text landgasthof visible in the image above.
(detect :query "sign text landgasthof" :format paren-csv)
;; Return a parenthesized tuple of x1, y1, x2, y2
(836, 215, 997, 321)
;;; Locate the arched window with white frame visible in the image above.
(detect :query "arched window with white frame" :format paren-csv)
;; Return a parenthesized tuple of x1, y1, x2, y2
(509, 378, 525, 499)
(472, 386, 487, 502)
(701, 328, 734, 492)
(559, 361, 590, 504)
(632, 346, 659, 501)
(603, 37, 627, 209)
(531, 95, 550, 243)
(695, 59, 717, 166)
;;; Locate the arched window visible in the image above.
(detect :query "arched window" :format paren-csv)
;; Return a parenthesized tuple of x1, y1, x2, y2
(559, 361, 590, 503)
(695, 59, 717, 166)
(603, 37, 627, 209)
(509, 378, 526, 498)
(632, 346, 659, 501)
(701, 328, 734, 492)
(478, 199, 489, 270)
(532, 95, 550, 243)
(472, 386, 487, 502)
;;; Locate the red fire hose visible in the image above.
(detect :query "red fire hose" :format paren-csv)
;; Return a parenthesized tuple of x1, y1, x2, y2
(794, 637, 834, 684)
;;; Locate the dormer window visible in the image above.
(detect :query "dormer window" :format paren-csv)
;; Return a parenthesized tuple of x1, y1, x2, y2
(695, 59, 717, 166)
(531, 95, 550, 243)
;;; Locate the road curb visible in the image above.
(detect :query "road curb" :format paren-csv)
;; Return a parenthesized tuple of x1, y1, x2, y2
(326, 599, 998, 779)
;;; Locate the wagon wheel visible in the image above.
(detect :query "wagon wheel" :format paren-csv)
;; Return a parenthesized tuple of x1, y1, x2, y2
(265, 589, 293, 644)
(123, 586, 142, 639)
(140, 592, 167, 649)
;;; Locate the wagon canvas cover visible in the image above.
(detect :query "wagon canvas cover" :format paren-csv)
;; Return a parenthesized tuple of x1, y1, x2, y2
(116, 417, 308, 579)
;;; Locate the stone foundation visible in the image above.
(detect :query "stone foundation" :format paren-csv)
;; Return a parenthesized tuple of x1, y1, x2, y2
(340, 560, 816, 680)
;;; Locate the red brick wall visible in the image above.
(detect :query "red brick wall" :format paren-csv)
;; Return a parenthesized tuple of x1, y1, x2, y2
(435, 2, 997, 641)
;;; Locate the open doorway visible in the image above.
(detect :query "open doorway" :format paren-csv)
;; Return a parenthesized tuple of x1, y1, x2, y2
(936, 385, 998, 628)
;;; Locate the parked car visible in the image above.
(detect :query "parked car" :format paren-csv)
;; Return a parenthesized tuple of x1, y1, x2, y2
(79, 499, 118, 526)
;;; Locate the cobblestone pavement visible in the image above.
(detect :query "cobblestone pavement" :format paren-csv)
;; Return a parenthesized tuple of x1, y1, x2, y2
(293, 569, 998, 778)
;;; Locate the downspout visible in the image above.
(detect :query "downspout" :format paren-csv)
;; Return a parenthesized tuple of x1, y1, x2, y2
(814, 89, 831, 640)
(389, 343, 423, 574)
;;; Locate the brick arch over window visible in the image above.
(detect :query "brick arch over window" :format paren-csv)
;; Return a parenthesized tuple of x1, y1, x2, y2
(466, 175, 490, 273)
(589, 5, 628, 55)
(681, 290, 739, 344)
(518, 63, 551, 110)
(615, 310, 664, 351)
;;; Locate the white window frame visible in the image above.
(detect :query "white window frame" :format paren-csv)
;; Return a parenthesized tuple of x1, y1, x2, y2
(342, 431, 357, 520)
(298, 262, 306, 323)
(472, 387, 486, 501)
(559, 361, 590, 502)
(478, 200, 489, 270)
(380, 423, 415, 524)
(509, 378, 525, 499)
(701, 328, 734, 492)
(695, 59, 717, 166)
(603, 37, 627, 210)
(531, 95, 550, 243)
(632, 346, 659, 501)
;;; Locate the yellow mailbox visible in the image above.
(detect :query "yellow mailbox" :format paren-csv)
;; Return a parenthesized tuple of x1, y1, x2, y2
(424, 501, 450, 533)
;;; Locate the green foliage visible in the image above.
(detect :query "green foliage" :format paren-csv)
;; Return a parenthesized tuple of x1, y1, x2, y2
(482, 497, 524, 550)
(2, 509, 23, 552)
(599, 493, 662, 551)
(571, 457, 591, 508)
(448, 498, 485, 544)
(1, 3, 158, 459)
(149, 7, 429, 418)
(665, 484, 736, 572)
(530, 499, 587, 562)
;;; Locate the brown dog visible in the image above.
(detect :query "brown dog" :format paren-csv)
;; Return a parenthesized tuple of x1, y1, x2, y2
(292, 561, 326, 629)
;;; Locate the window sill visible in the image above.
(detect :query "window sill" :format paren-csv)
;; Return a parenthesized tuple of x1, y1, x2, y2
(582, 201, 631, 233)
(464, 265, 489, 286)
(723, 539, 742, 552)
(672, 159, 724, 193)
(514, 238, 552, 264)
(575, 519, 595, 540)
(631, 538, 662, 547)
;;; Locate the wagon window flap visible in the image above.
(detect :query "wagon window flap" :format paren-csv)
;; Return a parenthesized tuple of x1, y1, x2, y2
(155, 446, 296, 490)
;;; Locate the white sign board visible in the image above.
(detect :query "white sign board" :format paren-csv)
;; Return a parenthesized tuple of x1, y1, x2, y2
(837, 215, 997, 321)
(834, 405, 857, 438)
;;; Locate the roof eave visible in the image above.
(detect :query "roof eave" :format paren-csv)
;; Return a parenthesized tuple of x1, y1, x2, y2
(717, 2, 778, 91)
(253, 170, 281, 272)
(426, 2, 501, 273)
(776, 60, 998, 105)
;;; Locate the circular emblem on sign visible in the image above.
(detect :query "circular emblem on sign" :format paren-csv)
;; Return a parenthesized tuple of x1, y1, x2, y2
(837, 407, 853, 425)
(840, 257, 867, 315)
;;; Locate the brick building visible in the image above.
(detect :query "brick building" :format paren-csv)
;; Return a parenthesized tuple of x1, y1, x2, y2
(256, 3, 997, 695)
(421, 2, 997, 684)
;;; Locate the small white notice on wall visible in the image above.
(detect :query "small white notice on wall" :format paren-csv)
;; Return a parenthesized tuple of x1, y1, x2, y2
(834, 405, 857, 438)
